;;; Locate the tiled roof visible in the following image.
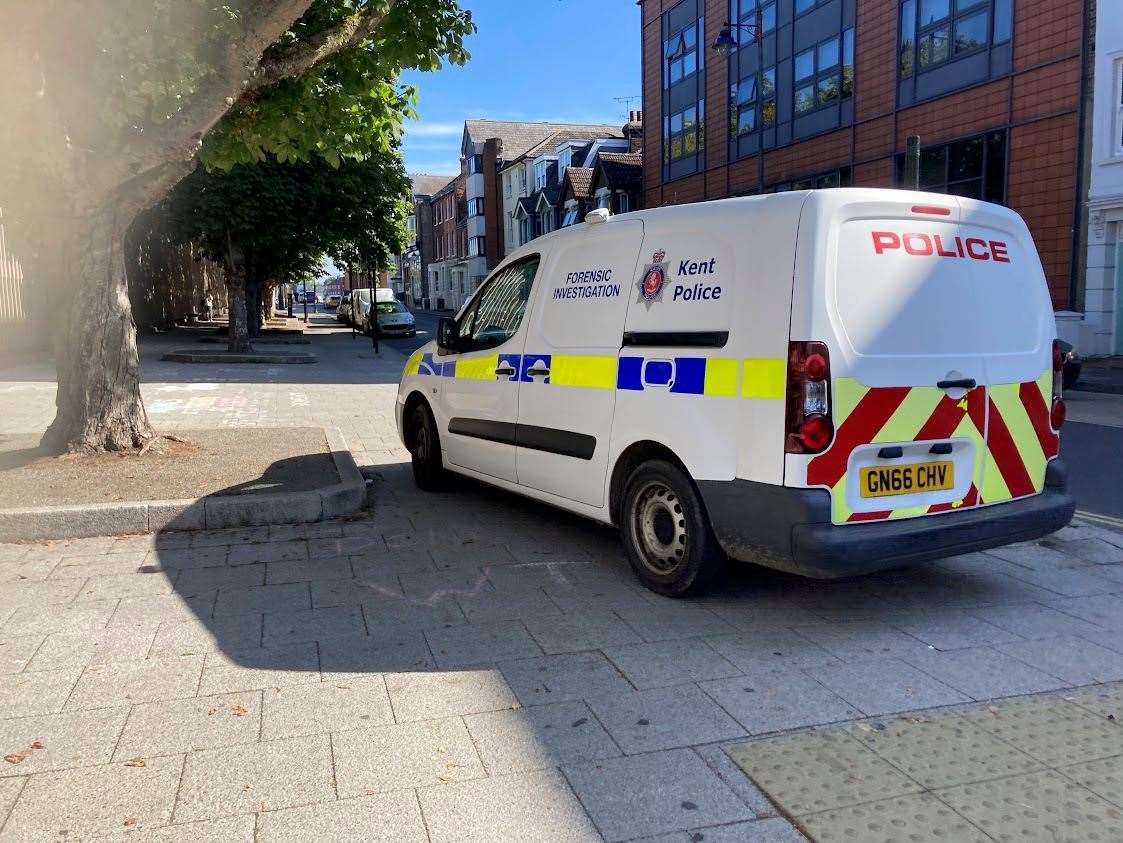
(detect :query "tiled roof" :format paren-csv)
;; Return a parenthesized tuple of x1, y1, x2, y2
(410, 174, 455, 196)
(465, 121, 624, 162)
(516, 196, 537, 215)
(597, 152, 643, 189)
(564, 167, 595, 200)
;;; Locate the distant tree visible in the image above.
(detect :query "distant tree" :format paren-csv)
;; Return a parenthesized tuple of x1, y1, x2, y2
(166, 151, 411, 350)
(0, 0, 471, 452)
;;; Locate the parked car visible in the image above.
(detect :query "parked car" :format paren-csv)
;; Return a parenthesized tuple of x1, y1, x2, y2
(396, 190, 1074, 597)
(337, 292, 353, 323)
(325, 294, 342, 310)
(367, 298, 417, 338)
(1057, 339, 1081, 391)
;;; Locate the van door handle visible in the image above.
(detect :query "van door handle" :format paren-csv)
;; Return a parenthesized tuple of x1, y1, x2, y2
(494, 365, 516, 378)
(526, 366, 551, 377)
(937, 378, 976, 390)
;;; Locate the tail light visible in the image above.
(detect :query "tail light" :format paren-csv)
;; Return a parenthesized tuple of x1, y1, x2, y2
(1050, 338, 1066, 431)
(785, 341, 833, 454)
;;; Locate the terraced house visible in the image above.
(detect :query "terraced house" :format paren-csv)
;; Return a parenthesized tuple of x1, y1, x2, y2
(640, 0, 1090, 322)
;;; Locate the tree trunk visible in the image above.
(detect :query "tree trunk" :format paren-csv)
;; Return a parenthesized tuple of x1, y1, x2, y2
(226, 271, 252, 353)
(41, 205, 153, 453)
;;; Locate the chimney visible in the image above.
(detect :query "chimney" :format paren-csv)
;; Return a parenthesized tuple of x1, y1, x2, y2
(624, 111, 643, 154)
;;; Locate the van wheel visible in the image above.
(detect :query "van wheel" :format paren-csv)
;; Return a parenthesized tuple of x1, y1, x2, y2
(621, 460, 724, 596)
(408, 402, 445, 491)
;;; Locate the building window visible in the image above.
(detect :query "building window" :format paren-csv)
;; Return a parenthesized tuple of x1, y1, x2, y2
(664, 20, 701, 86)
(468, 198, 484, 217)
(468, 236, 486, 257)
(666, 103, 703, 162)
(1115, 58, 1123, 158)
(794, 0, 827, 15)
(617, 193, 631, 213)
(768, 167, 852, 193)
(900, 0, 1010, 79)
(519, 167, 527, 191)
(794, 30, 854, 116)
(533, 160, 553, 191)
(733, 67, 776, 136)
(562, 203, 579, 227)
(894, 130, 1007, 202)
(730, 0, 775, 41)
(557, 147, 573, 176)
(467, 155, 484, 175)
(504, 174, 511, 197)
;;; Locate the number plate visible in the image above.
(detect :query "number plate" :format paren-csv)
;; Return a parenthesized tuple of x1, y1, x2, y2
(859, 461, 954, 498)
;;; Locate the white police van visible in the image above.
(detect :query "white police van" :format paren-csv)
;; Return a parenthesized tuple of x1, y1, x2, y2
(397, 189, 1074, 595)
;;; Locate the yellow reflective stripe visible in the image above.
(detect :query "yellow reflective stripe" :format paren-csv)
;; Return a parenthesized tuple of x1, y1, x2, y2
(742, 358, 785, 399)
(550, 354, 617, 389)
(991, 382, 1047, 493)
(454, 354, 499, 381)
(404, 351, 423, 377)
(704, 358, 739, 397)
(831, 377, 867, 425)
(871, 387, 942, 444)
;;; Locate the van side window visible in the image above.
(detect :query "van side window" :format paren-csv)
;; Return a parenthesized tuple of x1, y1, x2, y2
(455, 256, 540, 352)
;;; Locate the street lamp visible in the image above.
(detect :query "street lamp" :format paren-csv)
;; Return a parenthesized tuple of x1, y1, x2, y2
(712, 13, 763, 55)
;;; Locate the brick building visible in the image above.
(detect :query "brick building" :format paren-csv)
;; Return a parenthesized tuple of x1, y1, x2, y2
(427, 172, 469, 310)
(641, 0, 1089, 311)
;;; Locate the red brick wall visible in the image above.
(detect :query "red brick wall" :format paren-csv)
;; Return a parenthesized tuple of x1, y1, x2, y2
(639, 0, 1086, 309)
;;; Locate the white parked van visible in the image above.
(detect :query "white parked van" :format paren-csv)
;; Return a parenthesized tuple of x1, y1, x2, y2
(397, 190, 1074, 596)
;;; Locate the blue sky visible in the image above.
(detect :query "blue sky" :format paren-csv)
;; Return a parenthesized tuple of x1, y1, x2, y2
(400, 0, 642, 177)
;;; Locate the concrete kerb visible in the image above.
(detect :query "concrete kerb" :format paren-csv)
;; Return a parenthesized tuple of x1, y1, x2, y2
(0, 427, 367, 541)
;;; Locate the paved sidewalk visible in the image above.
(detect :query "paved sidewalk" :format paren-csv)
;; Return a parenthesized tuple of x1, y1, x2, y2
(3, 330, 1123, 840)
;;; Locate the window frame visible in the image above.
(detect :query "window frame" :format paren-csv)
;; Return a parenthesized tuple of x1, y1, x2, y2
(893, 129, 1008, 204)
(466, 154, 484, 176)
(899, 0, 1009, 81)
(1115, 57, 1123, 159)
(733, 66, 777, 138)
(793, 30, 853, 117)
(452, 255, 541, 354)
(468, 235, 486, 258)
(664, 19, 702, 88)
(730, 0, 776, 45)
(467, 197, 485, 218)
(666, 102, 703, 163)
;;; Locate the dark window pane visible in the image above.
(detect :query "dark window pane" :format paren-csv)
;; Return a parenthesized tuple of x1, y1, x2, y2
(795, 85, 815, 113)
(738, 107, 757, 135)
(901, 0, 916, 44)
(985, 130, 1007, 202)
(954, 10, 987, 54)
(683, 25, 697, 48)
(901, 41, 915, 77)
(993, 0, 1012, 42)
(817, 74, 841, 105)
(685, 131, 697, 154)
(670, 112, 683, 133)
(956, 0, 985, 10)
(948, 179, 982, 199)
(919, 0, 950, 25)
(843, 27, 855, 65)
(795, 49, 815, 81)
(738, 77, 758, 104)
(795, 0, 815, 13)
(919, 147, 946, 187)
(948, 136, 983, 180)
(761, 67, 776, 97)
(683, 51, 697, 77)
(842, 64, 854, 98)
(670, 135, 683, 159)
(761, 98, 777, 127)
(819, 38, 840, 69)
(792, 178, 815, 190)
(670, 59, 683, 83)
(919, 27, 950, 67)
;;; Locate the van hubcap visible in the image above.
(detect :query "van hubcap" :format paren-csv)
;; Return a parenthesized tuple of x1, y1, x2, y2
(632, 481, 687, 574)
(414, 415, 430, 462)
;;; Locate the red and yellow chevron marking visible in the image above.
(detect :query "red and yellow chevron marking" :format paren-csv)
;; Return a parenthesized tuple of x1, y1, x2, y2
(806, 372, 1058, 525)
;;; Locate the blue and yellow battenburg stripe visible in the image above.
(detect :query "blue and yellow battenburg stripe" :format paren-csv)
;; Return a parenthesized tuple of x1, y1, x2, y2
(404, 350, 785, 399)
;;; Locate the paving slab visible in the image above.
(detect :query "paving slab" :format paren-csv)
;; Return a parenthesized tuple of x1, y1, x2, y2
(419, 768, 601, 843)
(0, 776, 25, 830)
(174, 733, 334, 822)
(424, 620, 540, 669)
(262, 605, 365, 646)
(685, 817, 808, 842)
(384, 669, 516, 722)
(997, 634, 1123, 685)
(700, 668, 861, 735)
(807, 657, 972, 716)
(24, 625, 157, 672)
(0, 707, 129, 776)
(612, 602, 737, 642)
(970, 602, 1105, 640)
(148, 613, 263, 658)
(198, 642, 319, 695)
(0, 668, 82, 718)
(603, 639, 742, 690)
(463, 699, 620, 775)
(0, 635, 44, 675)
(798, 793, 989, 843)
(331, 716, 485, 796)
(261, 676, 392, 739)
(903, 646, 1069, 699)
(564, 748, 754, 842)
(175, 563, 265, 594)
(499, 651, 633, 706)
(65, 655, 203, 710)
(119, 815, 256, 842)
(114, 692, 261, 759)
(266, 556, 352, 584)
(213, 582, 311, 616)
(1, 755, 183, 840)
(586, 684, 746, 754)
(318, 631, 435, 678)
(2, 599, 115, 638)
(522, 609, 644, 654)
(257, 792, 427, 842)
(703, 629, 838, 674)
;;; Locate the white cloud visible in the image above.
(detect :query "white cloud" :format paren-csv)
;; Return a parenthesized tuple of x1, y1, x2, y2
(405, 122, 463, 137)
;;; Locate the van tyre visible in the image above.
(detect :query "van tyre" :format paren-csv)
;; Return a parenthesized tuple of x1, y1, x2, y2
(408, 402, 445, 491)
(621, 459, 724, 596)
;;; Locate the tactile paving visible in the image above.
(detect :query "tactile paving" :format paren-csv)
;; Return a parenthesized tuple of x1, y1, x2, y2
(844, 711, 1045, 788)
(724, 729, 922, 816)
(937, 770, 1123, 843)
(799, 793, 989, 843)
(959, 695, 1123, 767)
(1063, 684, 1123, 723)
(1060, 757, 1123, 808)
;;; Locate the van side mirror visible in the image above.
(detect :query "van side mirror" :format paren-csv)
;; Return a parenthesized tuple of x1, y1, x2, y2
(437, 317, 458, 351)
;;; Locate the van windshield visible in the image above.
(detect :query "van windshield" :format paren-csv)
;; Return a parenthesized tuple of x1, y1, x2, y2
(376, 301, 403, 314)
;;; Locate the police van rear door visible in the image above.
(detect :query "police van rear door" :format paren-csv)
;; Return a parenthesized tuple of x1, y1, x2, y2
(514, 220, 644, 507)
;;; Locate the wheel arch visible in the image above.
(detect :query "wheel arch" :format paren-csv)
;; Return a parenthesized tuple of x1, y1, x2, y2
(608, 440, 696, 526)
(401, 390, 433, 451)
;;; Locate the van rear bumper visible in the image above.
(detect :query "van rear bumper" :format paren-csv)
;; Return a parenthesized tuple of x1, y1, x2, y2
(697, 460, 1075, 579)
